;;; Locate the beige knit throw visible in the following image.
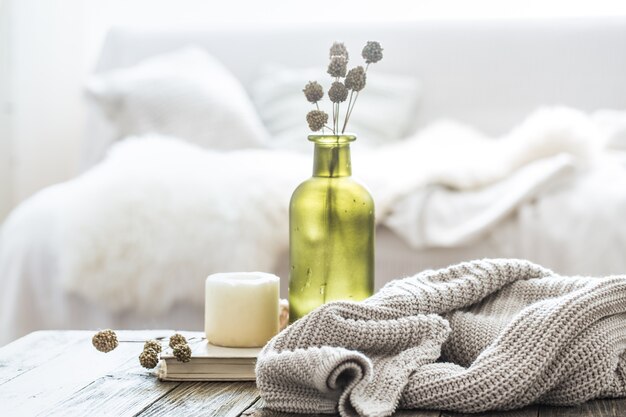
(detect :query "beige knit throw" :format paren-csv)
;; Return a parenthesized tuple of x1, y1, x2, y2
(256, 259, 626, 417)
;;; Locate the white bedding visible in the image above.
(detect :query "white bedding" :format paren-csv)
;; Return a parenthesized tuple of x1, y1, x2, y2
(1, 107, 624, 346)
(386, 154, 578, 249)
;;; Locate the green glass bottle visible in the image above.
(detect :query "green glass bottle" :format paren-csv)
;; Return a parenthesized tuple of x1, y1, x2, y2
(289, 134, 375, 322)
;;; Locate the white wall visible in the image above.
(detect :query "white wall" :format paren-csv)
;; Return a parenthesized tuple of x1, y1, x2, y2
(0, 0, 12, 221)
(2, 0, 626, 223)
(8, 0, 85, 208)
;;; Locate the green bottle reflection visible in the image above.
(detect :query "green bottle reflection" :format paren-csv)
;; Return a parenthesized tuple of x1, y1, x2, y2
(288, 135, 374, 322)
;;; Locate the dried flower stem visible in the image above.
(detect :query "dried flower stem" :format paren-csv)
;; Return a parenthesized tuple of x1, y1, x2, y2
(341, 98, 354, 133)
(331, 76, 340, 134)
(341, 90, 355, 134)
(341, 64, 369, 133)
(322, 137, 341, 304)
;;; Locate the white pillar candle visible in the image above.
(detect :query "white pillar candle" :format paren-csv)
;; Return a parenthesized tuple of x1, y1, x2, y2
(205, 272, 280, 347)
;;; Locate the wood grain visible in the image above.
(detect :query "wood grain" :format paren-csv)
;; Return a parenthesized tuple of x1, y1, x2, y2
(2, 331, 626, 417)
(242, 398, 336, 417)
(242, 398, 441, 417)
(38, 356, 181, 417)
(0, 330, 173, 416)
(538, 399, 626, 417)
(389, 409, 441, 417)
(0, 331, 84, 386)
(138, 381, 258, 417)
(442, 405, 538, 417)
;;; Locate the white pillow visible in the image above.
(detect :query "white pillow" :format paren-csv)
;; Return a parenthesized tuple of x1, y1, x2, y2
(251, 65, 421, 152)
(85, 47, 269, 151)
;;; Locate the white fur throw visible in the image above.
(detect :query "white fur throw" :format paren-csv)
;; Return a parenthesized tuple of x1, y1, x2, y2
(256, 259, 626, 417)
(56, 107, 600, 313)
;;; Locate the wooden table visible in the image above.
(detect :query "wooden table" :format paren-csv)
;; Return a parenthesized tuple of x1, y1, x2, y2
(1, 331, 624, 417)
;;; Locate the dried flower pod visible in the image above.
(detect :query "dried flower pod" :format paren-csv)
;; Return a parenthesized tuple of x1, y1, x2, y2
(302, 81, 324, 103)
(327, 55, 347, 78)
(361, 41, 383, 64)
(169, 333, 187, 348)
(139, 348, 159, 369)
(279, 299, 289, 331)
(329, 42, 349, 60)
(345, 66, 367, 92)
(173, 343, 192, 363)
(306, 110, 328, 132)
(328, 81, 349, 103)
(144, 339, 162, 354)
(92, 329, 118, 353)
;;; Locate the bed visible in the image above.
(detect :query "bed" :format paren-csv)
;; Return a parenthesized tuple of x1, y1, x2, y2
(1, 18, 626, 345)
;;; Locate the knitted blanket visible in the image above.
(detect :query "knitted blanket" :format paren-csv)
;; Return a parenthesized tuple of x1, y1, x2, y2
(256, 259, 626, 417)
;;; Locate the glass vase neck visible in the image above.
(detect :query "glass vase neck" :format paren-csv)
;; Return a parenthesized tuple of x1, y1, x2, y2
(309, 135, 355, 178)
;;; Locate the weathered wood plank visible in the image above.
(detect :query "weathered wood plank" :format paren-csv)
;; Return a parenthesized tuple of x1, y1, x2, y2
(393, 410, 441, 417)
(4, 331, 625, 417)
(0, 331, 85, 386)
(243, 409, 337, 417)
(0, 330, 173, 416)
(239, 397, 262, 416)
(241, 397, 337, 417)
(37, 356, 181, 417)
(242, 398, 440, 417)
(441, 405, 538, 417)
(138, 381, 259, 417)
(539, 399, 626, 417)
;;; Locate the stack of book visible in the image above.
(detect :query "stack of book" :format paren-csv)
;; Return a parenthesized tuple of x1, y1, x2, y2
(157, 339, 260, 381)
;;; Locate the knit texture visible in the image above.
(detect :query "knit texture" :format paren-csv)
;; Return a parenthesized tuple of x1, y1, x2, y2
(256, 259, 626, 417)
